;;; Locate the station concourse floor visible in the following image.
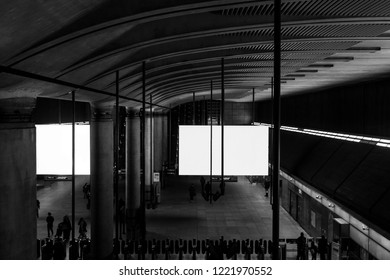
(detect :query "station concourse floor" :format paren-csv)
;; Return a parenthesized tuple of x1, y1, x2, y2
(37, 175, 307, 259)
(146, 175, 307, 241)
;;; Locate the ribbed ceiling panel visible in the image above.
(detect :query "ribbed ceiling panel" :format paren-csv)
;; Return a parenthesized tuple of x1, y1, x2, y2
(222, 24, 390, 39)
(284, 52, 333, 60)
(282, 40, 360, 51)
(235, 41, 360, 53)
(217, 0, 390, 17)
(283, 24, 390, 38)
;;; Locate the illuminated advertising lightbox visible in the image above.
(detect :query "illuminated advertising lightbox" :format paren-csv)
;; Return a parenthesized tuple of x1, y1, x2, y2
(36, 124, 90, 175)
(179, 125, 269, 176)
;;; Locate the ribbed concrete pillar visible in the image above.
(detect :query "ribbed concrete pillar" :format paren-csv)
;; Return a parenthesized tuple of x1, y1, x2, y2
(161, 114, 169, 168)
(154, 113, 169, 172)
(125, 108, 141, 240)
(0, 97, 36, 260)
(90, 105, 113, 259)
(145, 112, 154, 206)
(153, 114, 163, 172)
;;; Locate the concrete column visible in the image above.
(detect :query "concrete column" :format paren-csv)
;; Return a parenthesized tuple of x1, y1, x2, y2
(145, 112, 154, 206)
(125, 108, 141, 240)
(0, 97, 36, 260)
(90, 105, 113, 259)
(161, 114, 169, 168)
(154, 113, 169, 172)
(153, 114, 162, 172)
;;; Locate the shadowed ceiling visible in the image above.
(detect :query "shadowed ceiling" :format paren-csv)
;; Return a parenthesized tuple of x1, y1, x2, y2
(2, 0, 390, 110)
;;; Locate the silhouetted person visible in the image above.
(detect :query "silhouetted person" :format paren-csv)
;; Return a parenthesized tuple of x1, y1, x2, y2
(82, 183, 88, 199)
(318, 235, 327, 260)
(264, 177, 270, 197)
(56, 222, 63, 238)
(86, 191, 91, 209)
(62, 215, 72, 242)
(310, 240, 317, 260)
(296, 232, 306, 260)
(46, 212, 54, 238)
(78, 218, 87, 238)
(36, 200, 40, 217)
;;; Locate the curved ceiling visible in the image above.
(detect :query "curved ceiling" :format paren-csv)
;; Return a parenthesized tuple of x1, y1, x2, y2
(2, 0, 390, 109)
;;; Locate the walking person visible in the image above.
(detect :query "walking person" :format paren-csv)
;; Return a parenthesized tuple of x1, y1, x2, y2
(82, 183, 88, 199)
(55, 222, 63, 238)
(78, 218, 87, 238)
(46, 212, 54, 238)
(86, 191, 91, 210)
(62, 215, 72, 242)
(310, 240, 318, 260)
(37, 199, 40, 218)
(318, 235, 327, 260)
(296, 232, 307, 260)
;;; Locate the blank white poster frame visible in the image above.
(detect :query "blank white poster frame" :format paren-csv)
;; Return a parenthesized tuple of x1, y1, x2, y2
(36, 124, 90, 175)
(178, 125, 269, 176)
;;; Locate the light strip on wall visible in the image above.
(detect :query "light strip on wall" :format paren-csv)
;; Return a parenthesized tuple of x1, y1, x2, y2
(260, 123, 390, 147)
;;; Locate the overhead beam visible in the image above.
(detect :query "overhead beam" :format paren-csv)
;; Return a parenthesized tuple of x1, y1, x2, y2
(0, 65, 169, 109)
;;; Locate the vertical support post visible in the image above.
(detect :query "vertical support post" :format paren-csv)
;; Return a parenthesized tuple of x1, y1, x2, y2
(252, 88, 255, 124)
(202, 97, 206, 125)
(193, 92, 195, 125)
(210, 80, 213, 204)
(270, 77, 274, 204)
(272, 0, 281, 260)
(150, 86, 153, 207)
(58, 99, 62, 124)
(71, 90, 75, 242)
(114, 71, 120, 240)
(168, 105, 172, 166)
(141, 62, 146, 240)
(221, 58, 225, 188)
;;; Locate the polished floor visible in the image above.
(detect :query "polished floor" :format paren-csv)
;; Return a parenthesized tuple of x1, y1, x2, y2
(146, 175, 306, 241)
(37, 175, 308, 259)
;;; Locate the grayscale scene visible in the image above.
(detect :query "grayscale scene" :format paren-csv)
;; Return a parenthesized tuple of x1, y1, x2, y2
(1, 0, 390, 261)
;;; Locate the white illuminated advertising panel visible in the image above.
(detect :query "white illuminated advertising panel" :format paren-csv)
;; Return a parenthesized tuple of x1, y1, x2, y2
(36, 124, 90, 175)
(179, 125, 268, 176)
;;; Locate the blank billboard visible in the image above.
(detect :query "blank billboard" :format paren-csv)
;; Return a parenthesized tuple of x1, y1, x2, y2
(36, 124, 90, 175)
(179, 125, 269, 176)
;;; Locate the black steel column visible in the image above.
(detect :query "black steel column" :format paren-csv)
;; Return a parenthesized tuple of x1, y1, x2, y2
(168, 105, 172, 166)
(193, 92, 195, 125)
(71, 90, 75, 242)
(141, 62, 146, 240)
(150, 86, 153, 206)
(58, 100, 62, 124)
(221, 58, 225, 187)
(210, 81, 213, 204)
(252, 88, 255, 124)
(270, 77, 274, 205)
(272, 0, 281, 260)
(114, 71, 119, 240)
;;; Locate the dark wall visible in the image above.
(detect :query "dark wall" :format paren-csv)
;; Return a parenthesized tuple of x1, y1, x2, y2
(280, 130, 390, 238)
(257, 78, 390, 138)
(224, 102, 254, 125)
(34, 97, 90, 124)
(280, 178, 328, 238)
